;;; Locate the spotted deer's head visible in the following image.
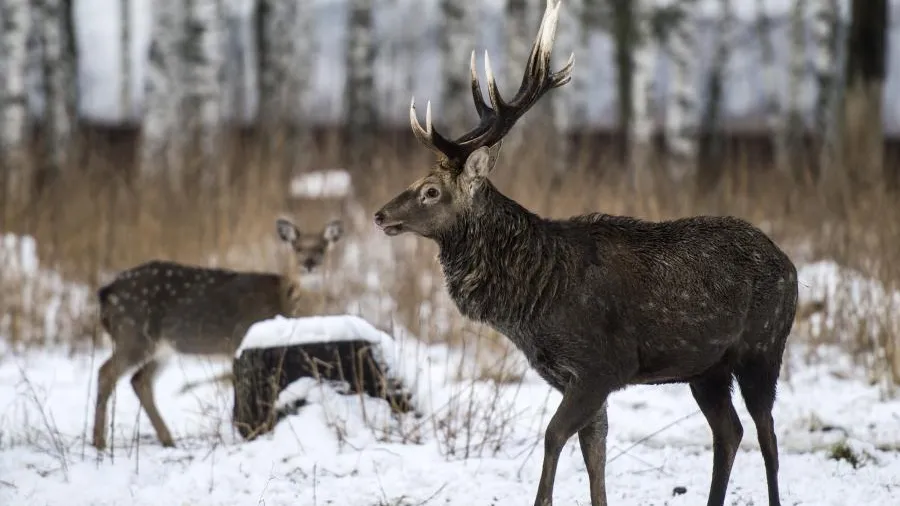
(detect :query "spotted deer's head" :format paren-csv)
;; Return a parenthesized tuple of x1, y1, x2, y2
(276, 217, 344, 273)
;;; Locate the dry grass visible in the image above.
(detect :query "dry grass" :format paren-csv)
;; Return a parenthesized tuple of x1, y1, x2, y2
(1, 127, 899, 385)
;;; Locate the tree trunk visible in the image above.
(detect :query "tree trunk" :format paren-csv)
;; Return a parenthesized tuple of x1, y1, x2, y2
(139, 0, 185, 187)
(839, 0, 887, 191)
(754, 0, 787, 175)
(35, 0, 77, 190)
(504, 0, 530, 151)
(628, 0, 655, 187)
(549, 0, 579, 183)
(183, 0, 224, 188)
(0, 0, 33, 197)
(811, 0, 841, 180)
(786, 0, 808, 181)
(439, 0, 477, 132)
(697, 0, 735, 186)
(344, 0, 377, 167)
(611, 0, 634, 167)
(664, 5, 698, 182)
(120, 0, 132, 122)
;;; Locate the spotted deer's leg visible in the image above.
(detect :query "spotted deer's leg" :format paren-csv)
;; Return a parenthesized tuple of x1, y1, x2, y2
(130, 359, 175, 448)
(93, 351, 142, 450)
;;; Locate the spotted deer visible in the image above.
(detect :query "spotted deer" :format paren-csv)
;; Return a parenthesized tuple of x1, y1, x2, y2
(373, 1, 798, 505)
(91, 217, 343, 450)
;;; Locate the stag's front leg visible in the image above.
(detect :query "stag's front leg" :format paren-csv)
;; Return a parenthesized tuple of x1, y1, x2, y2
(534, 380, 612, 506)
(578, 401, 610, 506)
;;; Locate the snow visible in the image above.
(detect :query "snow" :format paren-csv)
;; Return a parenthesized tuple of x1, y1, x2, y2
(1, 339, 899, 505)
(289, 169, 353, 199)
(0, 234, 93, 348)
(2, 230, 900, 505)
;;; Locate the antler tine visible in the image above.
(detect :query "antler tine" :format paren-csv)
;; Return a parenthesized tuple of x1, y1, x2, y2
(483, 50, 506, 114)
(550, 52, 576, 88)
(409, 97, 464, 160)
(469, 51, 492, 118)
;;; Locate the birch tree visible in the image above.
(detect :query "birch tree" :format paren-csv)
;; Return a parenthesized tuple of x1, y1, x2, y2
(550, 0, 579, 181)
(0, 0, 32, 191)
(222, 9, 245, 124)
(344, 0, 377, 164)
(754, 0, 787, 174)
(628, 0, 656, 184)
(785, 0, 808, 180)
(663, 6, 698, 182)
(256, 0, 315, 177)
(504, 0, 531, 151)
(35, 0, 77, 188)
(183, 0, 224, 185)
(840, 0, 887, 190)
(811, 0, 840, 177)
(697, 0, 735, 181)
(139, 0, 185, 185)
(439, 0, 477, 132)
(121, 0, 132, 121)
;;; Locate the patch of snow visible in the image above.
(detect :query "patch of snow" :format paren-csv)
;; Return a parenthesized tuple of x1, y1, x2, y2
(0, 235, 93, 347)
(0, 341, 898, 506)
(289, 169, 352, 199)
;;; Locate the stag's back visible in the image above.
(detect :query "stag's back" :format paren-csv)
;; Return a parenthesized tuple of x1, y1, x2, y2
(98, 260, 293, 357)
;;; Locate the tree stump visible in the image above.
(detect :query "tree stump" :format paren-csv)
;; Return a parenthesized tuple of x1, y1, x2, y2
(232, 337, 416, 441)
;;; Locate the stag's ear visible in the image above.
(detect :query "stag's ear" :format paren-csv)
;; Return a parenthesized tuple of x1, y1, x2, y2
(463, 142, 502, 181)
(322, 219, 344, 244)
(276, 218, 300, 244)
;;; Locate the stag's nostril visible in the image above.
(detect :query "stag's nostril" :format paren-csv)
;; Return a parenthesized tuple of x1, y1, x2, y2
(374, 212, 385, 227)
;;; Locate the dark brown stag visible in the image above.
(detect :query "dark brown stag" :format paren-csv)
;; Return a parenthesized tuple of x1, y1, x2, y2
(373, 1, 797, 505)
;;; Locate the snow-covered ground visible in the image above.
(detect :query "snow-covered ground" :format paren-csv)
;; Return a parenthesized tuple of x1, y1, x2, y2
(2, 319, 899, 505)
(2, 223, 900, 505)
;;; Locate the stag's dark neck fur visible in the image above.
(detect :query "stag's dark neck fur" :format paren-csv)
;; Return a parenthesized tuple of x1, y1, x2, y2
(435, 182, 577, 329)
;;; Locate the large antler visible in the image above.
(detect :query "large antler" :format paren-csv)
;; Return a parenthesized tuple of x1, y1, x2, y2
(409, 0, 574, 168)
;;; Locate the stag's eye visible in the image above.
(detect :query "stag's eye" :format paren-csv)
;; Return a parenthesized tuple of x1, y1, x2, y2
(424, 187, 440, 199)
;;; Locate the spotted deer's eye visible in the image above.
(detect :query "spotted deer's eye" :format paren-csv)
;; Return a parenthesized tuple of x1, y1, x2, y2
(425, 187, 439, 199)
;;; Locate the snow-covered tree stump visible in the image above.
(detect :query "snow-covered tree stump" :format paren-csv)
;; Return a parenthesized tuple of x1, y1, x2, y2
(232, 316, 416, 440)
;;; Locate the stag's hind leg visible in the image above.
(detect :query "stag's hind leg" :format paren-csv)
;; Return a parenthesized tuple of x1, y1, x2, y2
(736, 356, 782, 506)
(690, 366, 743, 506)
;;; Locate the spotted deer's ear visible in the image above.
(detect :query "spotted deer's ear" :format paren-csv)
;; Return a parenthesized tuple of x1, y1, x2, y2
(276, 218, 300, 244)
(322, 219, 344, 244)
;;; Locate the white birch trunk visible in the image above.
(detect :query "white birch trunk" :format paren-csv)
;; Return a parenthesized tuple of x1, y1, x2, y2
(572, 0, 598, 130)
(222, 12, 244, 124)
(786, 0, 808, 175)
(439, 0, 477, 132)
(36, 0, 76, 180)
(183, 0, 224, 175)
(256, 0, 297, 127)
(120, 0, 132, 121)
(629, 0, 656, 181)
(811, 0, 840, 173)
(504, 0, 530, 150)
(344, 0, 377, 157)
(664, 7, 698, 182)
(754, 0, 787, 172)
(550, 0, 579, 179)
(0, 0, 32, 176)
(286, 0, 315, 174)
(139, 0, 185, 183)
(697, 0, 735, 171)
